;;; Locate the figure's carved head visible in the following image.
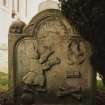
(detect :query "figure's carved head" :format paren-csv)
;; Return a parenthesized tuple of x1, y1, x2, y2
(9, 19, 26, 34)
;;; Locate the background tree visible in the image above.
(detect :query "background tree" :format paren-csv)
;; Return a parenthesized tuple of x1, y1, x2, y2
(59, 0, 105, 84)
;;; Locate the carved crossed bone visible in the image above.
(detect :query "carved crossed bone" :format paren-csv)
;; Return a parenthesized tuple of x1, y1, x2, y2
(57, 87, 82, 101)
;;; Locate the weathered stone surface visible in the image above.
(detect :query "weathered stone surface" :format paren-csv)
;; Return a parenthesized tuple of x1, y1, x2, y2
(8, 9, 95, 105)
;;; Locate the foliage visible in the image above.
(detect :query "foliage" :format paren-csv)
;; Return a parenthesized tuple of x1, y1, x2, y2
(59, 0, 105, 85)
(97, 80, 104, 89)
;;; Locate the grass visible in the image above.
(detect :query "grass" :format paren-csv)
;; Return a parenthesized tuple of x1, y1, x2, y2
(0, 72, 8, 91)
(97, 80, 104, 88)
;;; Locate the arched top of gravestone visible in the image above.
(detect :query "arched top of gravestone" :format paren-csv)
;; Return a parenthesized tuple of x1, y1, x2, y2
(23, 9, 78, 37)
(10, 9, 94, 105)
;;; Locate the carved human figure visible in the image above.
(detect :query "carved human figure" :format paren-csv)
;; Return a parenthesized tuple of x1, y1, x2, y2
(22, 41, 61, 91)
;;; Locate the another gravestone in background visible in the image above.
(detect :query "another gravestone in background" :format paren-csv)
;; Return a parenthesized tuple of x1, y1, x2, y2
(8, 9, 96, 105)
(38, 0, 59, 12)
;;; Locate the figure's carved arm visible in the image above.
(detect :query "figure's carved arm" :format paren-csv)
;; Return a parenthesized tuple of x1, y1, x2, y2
(39, 48, 54, 64)
(42, 57, 61, 70)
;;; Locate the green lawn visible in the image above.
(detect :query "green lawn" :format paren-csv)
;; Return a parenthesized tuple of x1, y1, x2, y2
(0, 72, 8, 91)
(97, 80, 105, 89)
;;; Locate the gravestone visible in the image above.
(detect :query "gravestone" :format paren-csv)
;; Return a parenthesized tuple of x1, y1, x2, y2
(8, 9, 95, 105)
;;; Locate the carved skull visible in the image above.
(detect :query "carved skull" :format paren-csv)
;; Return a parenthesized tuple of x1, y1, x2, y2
(9, 20, 26, 34)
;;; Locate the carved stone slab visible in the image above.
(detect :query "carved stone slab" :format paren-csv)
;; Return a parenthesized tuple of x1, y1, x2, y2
(8, 9, 95, 105)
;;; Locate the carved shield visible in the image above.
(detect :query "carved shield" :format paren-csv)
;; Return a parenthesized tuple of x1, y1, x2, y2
(9, 9, 95, 105)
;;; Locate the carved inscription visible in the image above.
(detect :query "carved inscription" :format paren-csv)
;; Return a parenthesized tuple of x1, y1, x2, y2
(66, 71, 81, 78)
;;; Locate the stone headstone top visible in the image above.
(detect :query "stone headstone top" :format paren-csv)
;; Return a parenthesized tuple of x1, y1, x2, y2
(8, 9, 95, 105)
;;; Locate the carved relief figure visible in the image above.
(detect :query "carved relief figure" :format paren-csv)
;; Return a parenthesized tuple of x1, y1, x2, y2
(22, 19, 80, 93)
(22, 18, 70, 93)
(22, 40, 61, 91)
